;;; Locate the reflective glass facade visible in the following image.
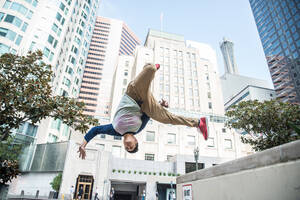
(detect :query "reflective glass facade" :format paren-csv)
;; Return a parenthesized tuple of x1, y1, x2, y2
(249, 0, 300, 103)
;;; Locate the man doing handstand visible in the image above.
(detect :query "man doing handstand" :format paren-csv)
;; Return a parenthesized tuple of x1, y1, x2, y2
(78, 63, 208, 159)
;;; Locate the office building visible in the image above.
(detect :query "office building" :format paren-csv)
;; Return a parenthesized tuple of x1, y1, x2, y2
(79, 16, 140, 119)
(248, 0, 300, 103)
(0, 0, 100, 144)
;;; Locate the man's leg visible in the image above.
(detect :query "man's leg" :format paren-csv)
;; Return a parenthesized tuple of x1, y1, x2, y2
(142, 94, 199, 127)
(126, 63, 158, 103)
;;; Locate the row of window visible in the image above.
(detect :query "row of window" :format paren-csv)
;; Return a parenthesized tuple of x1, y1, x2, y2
(86, 61, 104, 66)
(91, 36, 108, 41)
(81, 80, 100, 86)
(87, 56, 104, 62)
(85, 65, 102, 71)
(78, 96, 97, 101)
(83, 75, 101, 80)
(0, 42, 16, 54)
(0, 27, 22, 45)
(3, 0, 34, 19)
(0, 13, 28, 32)
(80, 85, 99, 91)
(83, 70, 102, 76)
(88, 52, 105, 57)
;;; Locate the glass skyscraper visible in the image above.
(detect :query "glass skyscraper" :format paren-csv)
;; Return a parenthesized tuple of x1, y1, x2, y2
(249, 0, 300, 104)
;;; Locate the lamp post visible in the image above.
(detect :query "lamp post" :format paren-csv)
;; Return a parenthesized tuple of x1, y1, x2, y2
(102, 180, 107, 200)
(194, 146, 199, 171)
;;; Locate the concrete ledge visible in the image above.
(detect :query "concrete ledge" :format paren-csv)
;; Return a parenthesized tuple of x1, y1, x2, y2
(177, 140, 300, 184)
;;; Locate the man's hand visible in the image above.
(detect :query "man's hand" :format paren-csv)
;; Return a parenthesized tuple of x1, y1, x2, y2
(78, 140, 88, 160)
(78, 145, 86, 159)
(159, 99, 169, 108)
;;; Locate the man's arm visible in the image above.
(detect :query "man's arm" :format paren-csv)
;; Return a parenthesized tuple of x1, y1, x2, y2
(84, 124, 121, 143)
(79, 124, 122, 159)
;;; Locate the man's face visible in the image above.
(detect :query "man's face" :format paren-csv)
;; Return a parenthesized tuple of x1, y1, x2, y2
(123, 134, 137, 152)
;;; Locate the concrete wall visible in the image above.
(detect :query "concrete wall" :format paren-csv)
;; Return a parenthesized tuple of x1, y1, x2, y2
(176, 140, 300, 200)
(8, 172, 59, 197)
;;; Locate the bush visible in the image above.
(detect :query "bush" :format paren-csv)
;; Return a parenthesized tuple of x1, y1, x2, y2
(50, 173, 62, 192)
(112, 169, 116, 173)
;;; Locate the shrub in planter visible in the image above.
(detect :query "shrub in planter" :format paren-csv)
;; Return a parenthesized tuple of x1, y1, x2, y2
(112, 169, 116, 173)
(168, 173, 172, 176)
(122, 170, 125, 173)
(163, 172, 166, 176)
(139, 171, 142, 175)
(153, 172, 156, 175)
(143, 171, 147, 175)
(134, 171, 137, 174)
(118, 170, 121, 173)
(128, 170, 131, 174)
(159, 172, 162, 176)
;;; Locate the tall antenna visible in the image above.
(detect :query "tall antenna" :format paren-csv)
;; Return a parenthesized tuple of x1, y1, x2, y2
(160, 12, 163, 31)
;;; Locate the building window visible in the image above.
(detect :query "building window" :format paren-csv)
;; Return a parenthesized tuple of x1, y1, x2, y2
(207, 137, 214, 147)
(15, 35, 22, 45)
(48, 133, 58, 143)
(4, 14, 22, 28)
(166, 155, 174, 162)
(95, 143, 105, 151)
(146, 131, 155, 142)
(112, 145, 121, 157)
(167, 133, 176, 144)
(145, 153, 154, 161)
(224, 139, 232, 149)
(187, 135, 195, 145)
(114, 136, 122, 140)
(51, 119, 62, 131)
(208, 102, 212, 109)
(99, 134, 106, 139)
(208, 92, 211, 99)
(0, 27, 16, 41)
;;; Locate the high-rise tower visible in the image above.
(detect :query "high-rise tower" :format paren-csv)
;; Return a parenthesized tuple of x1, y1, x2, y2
(220, 38, 239, 75)
(0, 0, 100, 143)
(248, 0, 300, 103)
(78, 16, 140, 120)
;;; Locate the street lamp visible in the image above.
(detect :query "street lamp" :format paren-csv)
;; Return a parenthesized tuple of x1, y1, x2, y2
(194, 146, 199, 171)
(102, 180, 107, 200)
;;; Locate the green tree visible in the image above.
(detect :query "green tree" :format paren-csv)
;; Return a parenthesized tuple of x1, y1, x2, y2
(0, 51, 98, 141)
(50, 173, 62, 192)
(226, 100, 300, 151)
(0, 137, 22, 185)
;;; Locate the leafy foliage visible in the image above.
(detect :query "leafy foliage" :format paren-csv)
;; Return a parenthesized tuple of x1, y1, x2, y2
(0, 137, 22, 185)
(50, 173, 62, 192)
(226, 100, 300, 151)
(0, 51, 98, 141)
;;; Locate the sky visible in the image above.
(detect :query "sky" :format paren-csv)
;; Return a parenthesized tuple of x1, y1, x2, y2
(97, 0, 273, 86)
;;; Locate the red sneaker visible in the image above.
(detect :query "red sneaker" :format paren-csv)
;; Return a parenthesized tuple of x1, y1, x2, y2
(198, 117, 208, 140)
(155, 64, 160, 70)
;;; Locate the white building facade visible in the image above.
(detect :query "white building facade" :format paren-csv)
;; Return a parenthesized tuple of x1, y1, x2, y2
(0, 0, 100, 144)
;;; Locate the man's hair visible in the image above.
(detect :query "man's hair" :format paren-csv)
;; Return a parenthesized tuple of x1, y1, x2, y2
(127, 142, 139, 153)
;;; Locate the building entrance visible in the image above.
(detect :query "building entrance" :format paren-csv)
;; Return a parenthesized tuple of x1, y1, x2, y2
(111, 181, 146, 200)
(75, 175, 94, 200)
